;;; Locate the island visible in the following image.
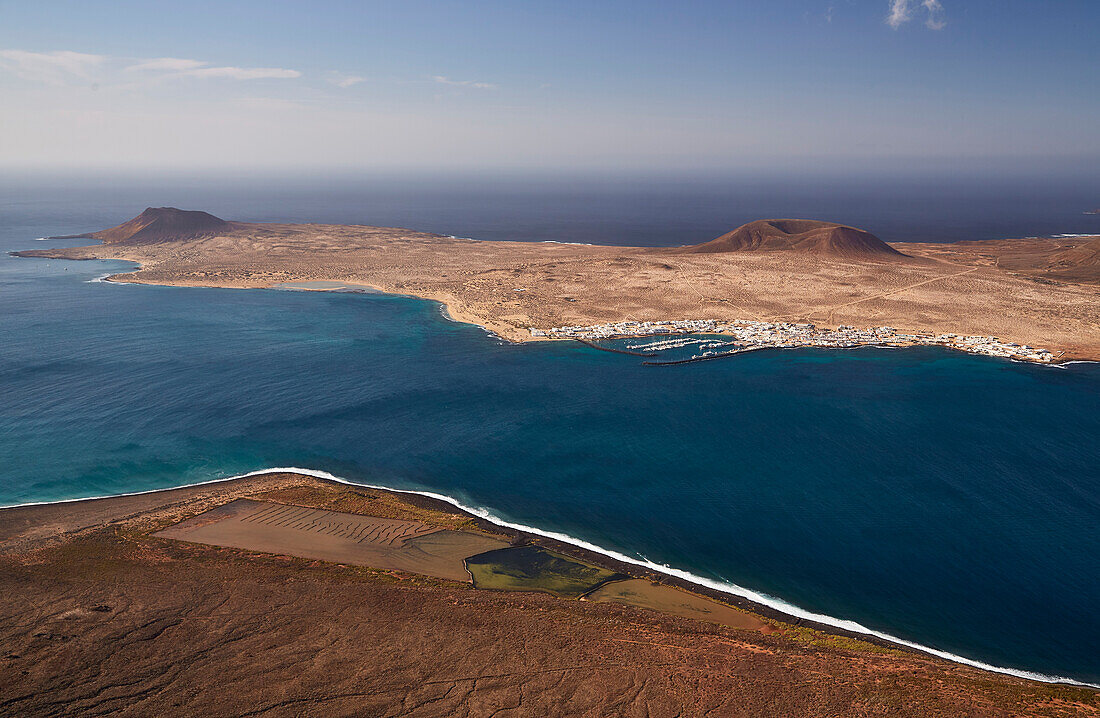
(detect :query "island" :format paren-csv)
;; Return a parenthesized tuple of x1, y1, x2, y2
(2, 470, 1095, 715)
(14, 208, 1100, 362)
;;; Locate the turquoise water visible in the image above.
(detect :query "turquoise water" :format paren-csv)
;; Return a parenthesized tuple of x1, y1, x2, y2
(1, 189, 1098, 685)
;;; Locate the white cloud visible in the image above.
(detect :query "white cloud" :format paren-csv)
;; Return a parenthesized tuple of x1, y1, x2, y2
(887, 0, 913, 29)
(125, 57, 207, 72)
(0, 49, 105, 84)
(432, 75, 496, 90)
(887, 0, 945, 30)
(2, 49, 301, 86)
(177, 66, 301, 80)
(922, 0, 947, 30)
(328, 72, 366, 88)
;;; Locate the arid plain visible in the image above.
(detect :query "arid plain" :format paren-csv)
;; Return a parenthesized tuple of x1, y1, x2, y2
(17, 208, 1100, 360)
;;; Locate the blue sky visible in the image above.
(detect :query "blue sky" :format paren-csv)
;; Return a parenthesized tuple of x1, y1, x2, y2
(1, 0, 1097, 172)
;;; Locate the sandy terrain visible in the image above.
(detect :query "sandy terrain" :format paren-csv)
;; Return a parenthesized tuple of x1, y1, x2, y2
(155, 499, 507, 582)
(1, 473, 1096, 716)
(14, 215, 1100, 360)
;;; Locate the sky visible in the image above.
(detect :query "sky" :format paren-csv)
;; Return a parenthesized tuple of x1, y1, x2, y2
(1, 0, 1098, 174)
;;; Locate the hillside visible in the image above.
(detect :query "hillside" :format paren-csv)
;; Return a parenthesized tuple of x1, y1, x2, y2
(52, 207, 229, 244)
(687, 219, 907, 259)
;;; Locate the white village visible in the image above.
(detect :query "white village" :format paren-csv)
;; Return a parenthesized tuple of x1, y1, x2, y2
(529, 320, 1058, 364)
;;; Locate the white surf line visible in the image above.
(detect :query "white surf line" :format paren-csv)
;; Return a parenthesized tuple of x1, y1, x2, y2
(1020, 233, 1099, 239)
(2, 465, 1096, 689)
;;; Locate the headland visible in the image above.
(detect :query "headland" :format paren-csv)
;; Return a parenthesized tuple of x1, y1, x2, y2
(2, 470, 1096, 716)
(13, 208, 1100, 362)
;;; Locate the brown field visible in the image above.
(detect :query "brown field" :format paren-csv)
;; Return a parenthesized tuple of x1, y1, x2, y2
(155, 498, 507, 582)
(1, 472, 1097, 716)
(16, 216, 1099, 359)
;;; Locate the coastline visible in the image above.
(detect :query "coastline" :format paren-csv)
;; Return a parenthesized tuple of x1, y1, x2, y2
(92, 265, 550, 345)
(7, 469, 1097, 715)
(97, 267, 1093, 365)
(4, 465, 1096, 689)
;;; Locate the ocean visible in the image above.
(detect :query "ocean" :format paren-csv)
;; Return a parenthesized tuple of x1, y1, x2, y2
(1, 173, 1098, 685)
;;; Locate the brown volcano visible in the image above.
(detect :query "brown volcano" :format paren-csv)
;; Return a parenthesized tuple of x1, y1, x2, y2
(54, 207, 229, 244)
(688, 219, 907, 259)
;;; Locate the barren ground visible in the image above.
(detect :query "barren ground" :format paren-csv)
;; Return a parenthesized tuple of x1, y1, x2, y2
(1, 473, 1097, 717)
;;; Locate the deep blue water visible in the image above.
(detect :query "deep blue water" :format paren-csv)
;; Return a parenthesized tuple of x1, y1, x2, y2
(1, 177, 1098, 685)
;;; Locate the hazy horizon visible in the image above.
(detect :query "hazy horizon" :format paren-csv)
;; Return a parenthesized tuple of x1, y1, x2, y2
(5, 168, 1097, 246)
